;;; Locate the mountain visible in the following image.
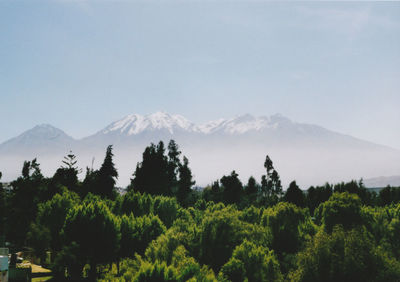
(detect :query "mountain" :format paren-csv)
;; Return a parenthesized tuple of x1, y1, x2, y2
(364, 175, 400, 188)
(0, 113, 399, 188)
(0, 124, 76, 155)
(100, 112, 197, 136)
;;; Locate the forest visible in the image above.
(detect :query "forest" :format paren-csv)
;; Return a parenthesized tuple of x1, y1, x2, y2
(1, 140, 400, 281)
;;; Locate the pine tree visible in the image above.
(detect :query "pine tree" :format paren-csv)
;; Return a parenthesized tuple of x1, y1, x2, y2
(53, 151, 81, 194)
(221, 171, 243, 205)
(177, 156, 195, 205)
(97, 145, 118, 199)
(131, 140, 181, 196)
(167, 140, 181, 192)
(284, 181, 305, 207)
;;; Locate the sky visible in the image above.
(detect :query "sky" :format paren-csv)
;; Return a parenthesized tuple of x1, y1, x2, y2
(1, 1, 399, 149)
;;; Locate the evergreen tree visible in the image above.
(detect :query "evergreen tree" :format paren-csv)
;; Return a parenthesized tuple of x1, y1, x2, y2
(284, 181, 305, 207)
(245, 176, 258, 195)
(8, 159, 46, 246)
(221, 171, 243, 205)
(97, 145, 118, 199)
(131, 141, 179, 196)
(177, 156, 195, 205)
(167, 140, 182, 194)
(306, 183, 332, 215)
(52, 151, 81, 194)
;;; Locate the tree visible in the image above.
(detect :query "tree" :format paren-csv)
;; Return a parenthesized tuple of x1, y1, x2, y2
(52, 151, 81, 194)
(119, 191, 154, 217)
(82, 166, 99, 197)
(220, 240, 283, 282)
(261, 202, 313, 254)
(62, 200, 120, 280)
(199, 206, 270, 272)
(119, 213, 166, 259)
(260, 155, 282, 205)
(290, 226, 400, 282)
(245, 176, 258, 196)
(7, 159, 46, 246)
(97, 145, 118, 199)
(167, 140, 181, 191)
(131, 141, 173, 195)
(284, 181, 305, 207)
(153, 196, 180, 228)
(220, 171, 243, 205)
(177, 156, 195, 205)
(317, 192, 364, 233)
(36, 190, 80, 252)
(306, 183, 332, 215)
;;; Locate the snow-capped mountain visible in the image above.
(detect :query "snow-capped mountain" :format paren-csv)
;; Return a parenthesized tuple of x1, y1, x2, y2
(0, 124, 75, 155)
(100, 112, 198, 136)
(198, 114, 289, 134)
(0, 112, 399, 188)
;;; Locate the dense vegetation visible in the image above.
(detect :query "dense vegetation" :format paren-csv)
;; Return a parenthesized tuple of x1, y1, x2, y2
(1, 140, 400, 281)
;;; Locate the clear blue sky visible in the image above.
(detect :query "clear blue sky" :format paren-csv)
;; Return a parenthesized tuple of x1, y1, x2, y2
(1, 1, 399, 149)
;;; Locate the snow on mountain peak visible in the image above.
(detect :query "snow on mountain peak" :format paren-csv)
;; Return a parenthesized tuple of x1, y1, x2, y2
(102, 112, 196, 135)
(100, 112, 296, 136)
(197, 114, 293, 134)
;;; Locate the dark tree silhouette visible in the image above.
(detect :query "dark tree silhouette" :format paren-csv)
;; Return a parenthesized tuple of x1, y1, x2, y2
(284, 181, 305, 207)
(131, 141, 173, 195)
(177, 156, 195, 205)
(260, 155, 282, 205)
(245, 176, 258, 195)
(52, 151, 81, 194)
(221, 171, 243, 205)
(97, 145, 118, 199)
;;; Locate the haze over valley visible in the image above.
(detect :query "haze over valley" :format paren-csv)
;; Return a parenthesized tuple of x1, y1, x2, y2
(1, 112, 399, 188)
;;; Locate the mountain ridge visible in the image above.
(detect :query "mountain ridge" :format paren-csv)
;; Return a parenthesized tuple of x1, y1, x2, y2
(1, 112, 399, 188)
(1, 112, 397, 151)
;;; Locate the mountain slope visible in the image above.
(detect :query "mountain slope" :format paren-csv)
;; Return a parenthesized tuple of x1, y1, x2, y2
(0, 113, 399, 188)
(0, 124, 76, 155)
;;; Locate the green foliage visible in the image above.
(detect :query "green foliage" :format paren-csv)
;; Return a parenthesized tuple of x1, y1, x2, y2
(120, 191, 154, 216)
(199, 205, 270, 272)
(4, 141, 400, 282)
(220, 240, 283, 282)
(145, 229, 189, 265)
(7, 159, 47, 246)
(120, 213, 166, 258)
(318, 192, 363, 233)
(290, 226, 400, 282)
(26, 222, 51, 263)
(262, 202, 314, 254)
(379, 186, 400, 206)
(153, 196, 180, 227)
(240, 205, 263, 224)
(52, 241, 84, 280)
(36, 189, 80, 251)
(63, 200, 120, 279)
(220, 258, 245, 282)
(306, 183, 332, 215)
